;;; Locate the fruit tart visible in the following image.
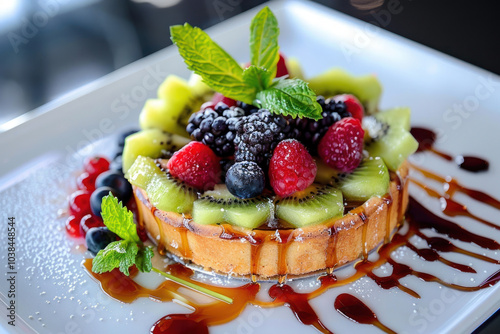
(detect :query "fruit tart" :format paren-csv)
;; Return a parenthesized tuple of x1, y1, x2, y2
(121, 8, 418, 279)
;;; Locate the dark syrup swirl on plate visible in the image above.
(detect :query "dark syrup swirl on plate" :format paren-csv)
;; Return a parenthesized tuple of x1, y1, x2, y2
(334, 293, 396, 334)
(410, 127, 489, 172)
(83, 128, 500, 333)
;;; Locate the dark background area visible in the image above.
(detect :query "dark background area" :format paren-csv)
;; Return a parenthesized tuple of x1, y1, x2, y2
(1, 0, 499, 127)
(0, 0, 498, 331)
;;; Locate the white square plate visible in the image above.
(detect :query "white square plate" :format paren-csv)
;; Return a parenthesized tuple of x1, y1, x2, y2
(1, 1, 500, 333)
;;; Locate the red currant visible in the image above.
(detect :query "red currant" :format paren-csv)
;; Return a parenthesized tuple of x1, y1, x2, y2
(68, 190, 91, 218)
(80, 214, 104, 235)
(84, 156, 110, 178)
(77, 172, 96, 192)
(65, 215, 83, 238)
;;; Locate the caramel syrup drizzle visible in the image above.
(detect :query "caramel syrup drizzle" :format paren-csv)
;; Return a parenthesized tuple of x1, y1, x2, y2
(84, 164, 500, 334)
(410, 127, 489, 172)
(334, 293, 396, 334)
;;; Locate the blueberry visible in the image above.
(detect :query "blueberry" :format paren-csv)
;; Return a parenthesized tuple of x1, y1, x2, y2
(95, 170, 132, 201)
(86, 227, 118, 256)
(226, 161, 265, 199)
(90, 187, 119, 218)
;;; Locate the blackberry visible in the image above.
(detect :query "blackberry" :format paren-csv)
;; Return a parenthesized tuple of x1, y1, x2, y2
(186, 102, 246, 157)
(234, 110, 295, 167)
(293, 96, 351, 153)
(219, 158, 235, 182)
(236, 101, 259, 114)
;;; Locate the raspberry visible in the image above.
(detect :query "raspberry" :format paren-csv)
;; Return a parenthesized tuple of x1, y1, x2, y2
(269, 139, 317, 197)
(276, 52, 289, 78)
(167, 142, 221, 190)
(245, 52, 288, 79)
(332, 94, 364, 121)
(211, 92, 237, 108)
(318, 117, 364, 173)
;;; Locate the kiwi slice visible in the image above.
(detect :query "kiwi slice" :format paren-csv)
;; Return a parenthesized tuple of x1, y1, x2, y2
(338, 157, 389, 202)
(192, 185, 272, 229)
(286, 57, 305, 79)
(140, 99, 188, 137)
(139, 74, 214, 138)
(315, 160, 340, 185)
(364, 107, 418, 171)
(307, 68, 382, 114)
(275, 184, 344, 228)
(375, 107, 411, 131)
(122, 128, 190, 173)
(125, 156, 197, 213)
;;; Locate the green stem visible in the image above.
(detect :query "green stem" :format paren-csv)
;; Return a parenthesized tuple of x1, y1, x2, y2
(152, 267, 233, 304)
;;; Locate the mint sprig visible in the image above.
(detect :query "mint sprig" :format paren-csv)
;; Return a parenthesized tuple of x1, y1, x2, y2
(170, 6, 322, 120)
(170, 23, 256, 104)
(101, 195, 140, 243)
(135, 246, 154, 273)
(257, 78, 323, 120)
(92, 240, 139, 276)
(92, 194, 152, 275)
(91, 194, 233, 304)
(242, 65, 269, 92)
(249, 6, 279, 87)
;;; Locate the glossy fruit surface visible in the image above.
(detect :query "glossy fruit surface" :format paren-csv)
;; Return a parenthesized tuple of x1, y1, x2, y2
(65, 215, 83, 238)
(90, 187, 119, 218)
(79, 214, 105, 235)
(226, 161, 265, 199)
(84, 156, 110, 178)
(85, 227, 118, 256)
(76, 172, 96, 192)
(69, 190, 91, 218)
(95, 170, 133, 202)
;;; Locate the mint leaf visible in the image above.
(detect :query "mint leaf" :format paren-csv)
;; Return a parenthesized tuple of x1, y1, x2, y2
(250, 6, 279, 87)
(92, 240, 139, 276)
(242, 66, 269, 92)
(256, 78, 323, 120)
(101, 194, 140, 244)
(171, 23, 256, 104)
(92, 197, 153, 276)
(135, 246, 154, 273)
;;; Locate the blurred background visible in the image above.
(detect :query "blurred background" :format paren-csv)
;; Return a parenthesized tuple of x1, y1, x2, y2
(0, 0, 499, 129)
(0, 0, 498, 331)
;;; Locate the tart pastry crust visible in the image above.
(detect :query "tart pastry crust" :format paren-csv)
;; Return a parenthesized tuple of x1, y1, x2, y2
(135, 161, 409, 278)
